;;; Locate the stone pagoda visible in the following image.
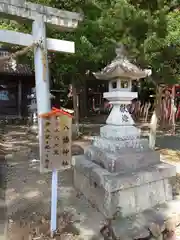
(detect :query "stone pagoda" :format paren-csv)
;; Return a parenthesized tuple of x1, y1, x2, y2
(72, 45, 176, 218)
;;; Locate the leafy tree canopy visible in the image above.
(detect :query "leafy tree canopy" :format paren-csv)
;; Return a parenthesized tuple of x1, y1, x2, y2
(0, 0, 179, 85)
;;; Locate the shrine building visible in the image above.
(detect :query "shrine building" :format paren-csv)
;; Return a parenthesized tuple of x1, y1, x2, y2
(0, 46, 34, 119)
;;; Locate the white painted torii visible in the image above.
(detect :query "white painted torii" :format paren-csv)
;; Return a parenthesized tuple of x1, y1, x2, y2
(0, 0, 82, 115)
(0, 0, 82, 236)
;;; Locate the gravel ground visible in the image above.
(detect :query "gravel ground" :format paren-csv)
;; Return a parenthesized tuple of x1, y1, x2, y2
(1, 125, 104, 240)
(1, 124, 180, 239)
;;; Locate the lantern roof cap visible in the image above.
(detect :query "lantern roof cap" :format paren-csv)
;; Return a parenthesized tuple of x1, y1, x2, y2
(93, 44, 152, 80)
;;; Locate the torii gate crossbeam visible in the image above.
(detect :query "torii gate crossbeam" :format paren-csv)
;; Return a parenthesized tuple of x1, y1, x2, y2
(0, 0, 82, 30)
(0, 29, 75, 53)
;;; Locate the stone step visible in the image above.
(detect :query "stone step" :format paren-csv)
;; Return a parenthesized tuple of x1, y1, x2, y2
(72, 155, 176, 193)
(73, 155, 176, 218)
(106, 199, 180, 240)
(85, 145, 160, 173)
(92, 136, 149, 152)
(100, 125, 141, 140)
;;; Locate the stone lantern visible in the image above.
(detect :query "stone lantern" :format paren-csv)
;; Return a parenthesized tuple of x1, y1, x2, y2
(94, 44, 151, 138)
(72, 44, 175, 221)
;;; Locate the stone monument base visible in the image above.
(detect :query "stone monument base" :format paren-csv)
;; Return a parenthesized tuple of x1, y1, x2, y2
(72, 155, 176, 218)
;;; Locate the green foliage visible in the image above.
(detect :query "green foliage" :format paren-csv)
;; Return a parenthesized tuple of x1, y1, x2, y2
(0, 0, 179, 85)
(100, 0, 180, 84)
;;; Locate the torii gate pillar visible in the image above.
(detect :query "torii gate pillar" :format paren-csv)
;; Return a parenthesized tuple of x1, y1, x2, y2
(32, 16, 51, 114)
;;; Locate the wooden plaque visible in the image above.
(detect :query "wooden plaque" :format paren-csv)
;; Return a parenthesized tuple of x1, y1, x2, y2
(39, 112, 72, 172)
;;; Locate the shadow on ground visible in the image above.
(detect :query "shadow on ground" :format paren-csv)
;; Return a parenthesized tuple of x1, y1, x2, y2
(156, 135, 180, 151)
(2, 124, 103, 240)
(155, 136, 180, 164)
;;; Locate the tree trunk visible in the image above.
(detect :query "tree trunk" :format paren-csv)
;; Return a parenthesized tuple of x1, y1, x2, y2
(81, 79, 88, 117)
(149, 85, 163, 149)
(72, 79, 80, 137)
(170, 85, 176, 135)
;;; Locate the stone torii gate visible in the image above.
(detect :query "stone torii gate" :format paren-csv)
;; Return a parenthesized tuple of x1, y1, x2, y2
(0, 0, 82, 237)
(0, 0, 82, 115)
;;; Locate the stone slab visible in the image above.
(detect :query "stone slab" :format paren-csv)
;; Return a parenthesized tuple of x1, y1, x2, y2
(104, 91, 138, 102)
(110, 199, 180, 239)
(72, 155, 176, 192)
(100, 125, 141, 140)
(93, 136, 149, 152)
(85, 145, 160, 172)
(73, 169, 106, 216)
(73, 167, 174, 217)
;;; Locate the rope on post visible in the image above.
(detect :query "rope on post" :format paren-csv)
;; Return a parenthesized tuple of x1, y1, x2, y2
(42, 49, 48, 81)
(0, 42, 39, 66)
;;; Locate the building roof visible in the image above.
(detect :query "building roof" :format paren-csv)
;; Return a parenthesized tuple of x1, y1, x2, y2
(0, 47, 34, 76)
(0, 62, 34, 76)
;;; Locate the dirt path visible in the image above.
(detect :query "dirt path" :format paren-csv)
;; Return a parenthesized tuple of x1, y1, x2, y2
(1, 124, 180, 239)
(0, 125, 103, 240)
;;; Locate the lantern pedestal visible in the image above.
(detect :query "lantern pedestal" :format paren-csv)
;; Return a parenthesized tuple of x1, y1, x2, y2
(72, 46, 176, 218)
(73, 90, 176, 217)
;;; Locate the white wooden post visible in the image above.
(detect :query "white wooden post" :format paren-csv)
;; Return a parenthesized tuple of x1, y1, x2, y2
(32, 17, 58, 236)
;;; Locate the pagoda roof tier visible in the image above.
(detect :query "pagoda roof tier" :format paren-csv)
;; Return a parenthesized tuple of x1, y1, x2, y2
(93, 45, 152, 80)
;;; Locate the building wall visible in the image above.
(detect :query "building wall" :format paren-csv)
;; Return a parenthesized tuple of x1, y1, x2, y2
(0, 77, 17, 116)
(0, 74, 34, 118)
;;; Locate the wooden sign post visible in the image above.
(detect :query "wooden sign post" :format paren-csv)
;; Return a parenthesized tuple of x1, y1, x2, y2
(39, 107, 73, 236)
(39, 108, 72, 172)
